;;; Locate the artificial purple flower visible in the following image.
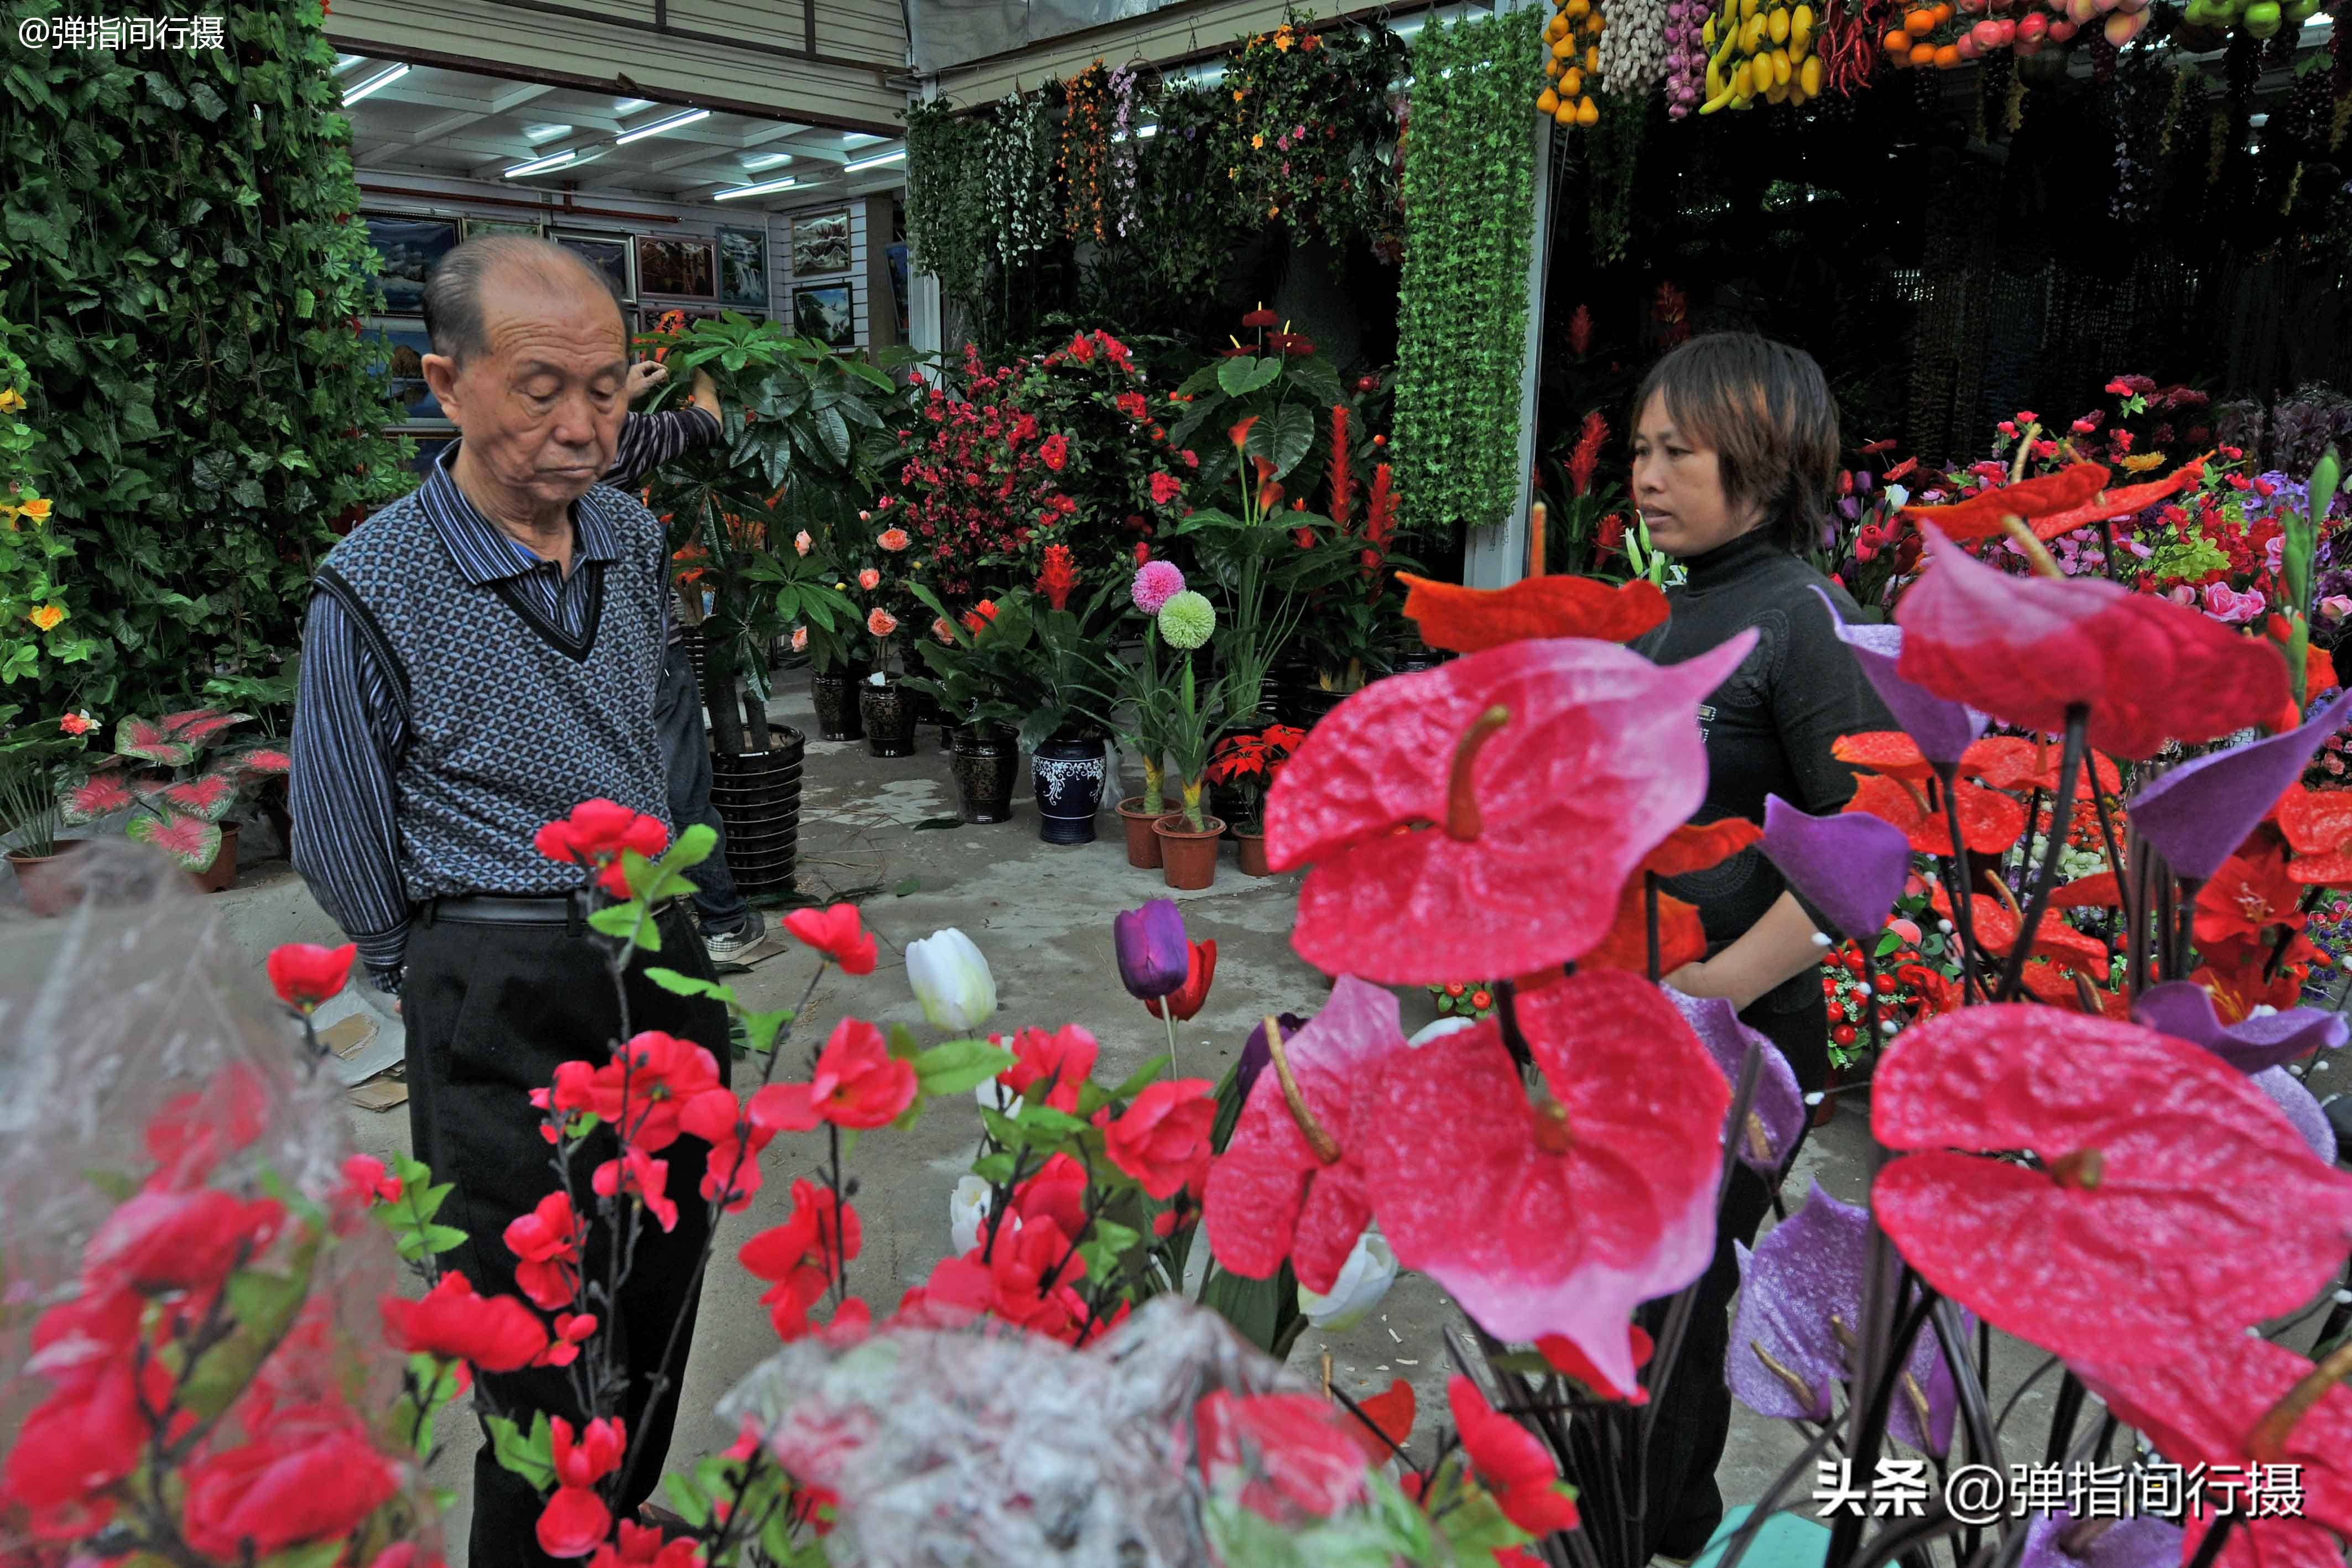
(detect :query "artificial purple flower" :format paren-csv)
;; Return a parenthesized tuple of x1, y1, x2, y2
(1815, 591, 1986, 765)
(2132, 980, 2348, 1073)
(1760, 794, 1911, 943)
(2017, 1510, 2183, 1568)
(1666, 988, 1804, 1173)
(1729, 1182, 1962, 1455)
(2125, 690, 2352, 882)
(2253, 1065, 2338, 1164)
(1234, 1009, 1309, 1108)
(1113, 899, 1191, 1001)
(1132, 559, 1185, 616)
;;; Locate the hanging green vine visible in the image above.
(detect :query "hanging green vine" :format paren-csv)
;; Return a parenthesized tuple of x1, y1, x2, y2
(1225, 11, 1410, 255)
(1585, 91, 1646, 264)
(906, 100, 992, 310)
(988, 89, 1060, 269)
(1391, 5, 1547, 540)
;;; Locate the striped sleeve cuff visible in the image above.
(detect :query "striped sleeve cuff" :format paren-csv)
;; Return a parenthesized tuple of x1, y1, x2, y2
(354, 919, 409, 994)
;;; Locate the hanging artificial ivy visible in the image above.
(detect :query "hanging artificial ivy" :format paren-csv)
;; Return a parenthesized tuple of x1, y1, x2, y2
(1092, 80, 1246, 327)
(1584, 92, 1647, 263)
(906, 99, 992, 311)
(1060, 62, 1113, 241)
(988, 88, 1060, 269)
(1391, 5, 1547, 540)
(1224, 11, 1409, 256)
(1104, 62, 1146, 241)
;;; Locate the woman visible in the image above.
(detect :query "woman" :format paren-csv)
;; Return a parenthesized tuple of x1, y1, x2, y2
(1624, 332, 1892, 1561)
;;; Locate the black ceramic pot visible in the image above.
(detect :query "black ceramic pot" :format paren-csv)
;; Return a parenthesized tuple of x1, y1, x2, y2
(1031, 732, 1107, 845)
(809, 668, 864, 742)
(858, 679, 919, 758)
(1209, 780, 1251, 841)
(906, 686, 943, 752)
(709, 728, 805, 898)
(950, 725, 1019, 824)
(1289, 680, 1350, 731)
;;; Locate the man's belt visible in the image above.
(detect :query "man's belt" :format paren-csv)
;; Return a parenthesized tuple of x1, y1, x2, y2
(423, 891, 681, 925)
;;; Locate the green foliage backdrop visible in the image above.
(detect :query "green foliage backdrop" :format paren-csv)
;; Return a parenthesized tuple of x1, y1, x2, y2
(1, 0, 409, 723)
(1390, 6, 1546, 540)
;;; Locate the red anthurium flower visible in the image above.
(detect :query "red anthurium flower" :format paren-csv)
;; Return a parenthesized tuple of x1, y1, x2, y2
(1338, 1377, 1417, 1467)
(504, 1191, 586, 1310)
(2015, 459, 2206, 543)
(2017, 960, 2130, 1020)
(998, 1024, 1099, 1114)
(2044, 871, 2122, 909)
(1144, 939, 1217, 1021)
(2278, 784, 2352, 884)
(180, 1402, 403, 1561)
(1872, 1006, 2352, 1366)
(1448, 1376, 1581, 1535)
(1205, 977, 1404, 1292)
(782, 903, 878, 974)
(1896, 528, 2288, 760)
(1100, 1078, 1217, 1199)
(1267, 633, 1755, 982)
(1928, 883, 2111, 977)
(1899, 462, 2111, 541)
(740, 1179, 859, 1341)
(2197, 845, 2304, 946)
(755, 1018, 918, 1131)
(1640, 816, 1762, 876)
(379, 1272, 549, 1371)
(1396, 571, 1669, 652)
(581, 1031, 722, 1153)
(1832, 730, 1936, 783)
(1362, 973, 1727, 1393)
(1845, 773, 2027, 858)
(1537, 1323, 1656, 1404)
(1194, 1389, 1372, 1523)
(267, 942, 355, 1010)
(1958, 736, 2125, 798)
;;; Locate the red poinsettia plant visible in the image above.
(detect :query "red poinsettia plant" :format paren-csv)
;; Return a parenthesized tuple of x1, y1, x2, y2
(1203, 721, 1309, 833)
(58, 709, 288, 871)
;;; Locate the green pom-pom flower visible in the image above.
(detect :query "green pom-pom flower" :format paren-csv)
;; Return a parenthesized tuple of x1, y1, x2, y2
(1157, 590, 1216, 650)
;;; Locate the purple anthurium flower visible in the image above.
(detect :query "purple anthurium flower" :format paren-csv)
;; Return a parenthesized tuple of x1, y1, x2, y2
(1113, 899, 1191, 1001)
(1729, 1181, 1961, 1455)
(2254, 1065, 2338, 1164)
(2131, 980, 2348, 1074)
(2017, 1510, 2183, 1568)
(1666, 988, 1804, 1173)
(1761, 795, 1911, 944)
(2126, 690, 2352, 882)
(1816, 590, 1987, 765)
(1235, 1010, 1309, 1107)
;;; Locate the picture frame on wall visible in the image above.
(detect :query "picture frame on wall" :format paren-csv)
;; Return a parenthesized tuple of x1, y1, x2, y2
(792, 283, 854, 348)
(553, 232, 633, 300)
(360, 317, 452, 429)
(715, 225, 769, 308)
(463, 215, 545, 241)
(886, 242, 910, 341)
(636, 235, 716, 300)
(790, 209, 851, 277)
(362, 213, 459, 314)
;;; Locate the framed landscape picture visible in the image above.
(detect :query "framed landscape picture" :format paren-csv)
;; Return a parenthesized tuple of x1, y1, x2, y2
(792, 283, 854, 348)
(636, 234, 716, 299)
(464, 215, 544, 241)
(360, 317, 450, 428)
(554, 232, 633, 299)
(790, 209, 851, 277)
(362, 213, 459, 313)
(716, 225, 769, 308)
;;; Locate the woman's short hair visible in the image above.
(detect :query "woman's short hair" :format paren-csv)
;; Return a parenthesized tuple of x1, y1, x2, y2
(1633, 334, 1839, 554)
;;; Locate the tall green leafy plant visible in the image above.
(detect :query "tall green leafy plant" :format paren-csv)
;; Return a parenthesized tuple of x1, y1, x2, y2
(906, 100, 992, 316)
(1390, 6, 1546, 540)
(1, 2, 412, 724)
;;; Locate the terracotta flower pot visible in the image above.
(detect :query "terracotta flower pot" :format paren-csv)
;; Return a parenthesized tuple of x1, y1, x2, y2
(1118, 796, 1170, 868)
(1154, 814, 1224, 890)
(8, 839, 89, 916)
(1235, 829, 1273, 878)
(190, 822, 241, 895)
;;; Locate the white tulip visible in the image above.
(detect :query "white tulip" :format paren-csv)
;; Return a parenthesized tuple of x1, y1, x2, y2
(975, 1079, 1023, 1118)
(1407, 1017, 1477, 1048)
(907, 928, 997, 1032)
(950, 1174, 993, 1254)
(1299, 1228, 1398, 1330)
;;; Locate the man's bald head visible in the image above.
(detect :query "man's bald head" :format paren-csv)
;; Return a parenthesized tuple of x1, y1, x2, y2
(422, 236, 622, 366)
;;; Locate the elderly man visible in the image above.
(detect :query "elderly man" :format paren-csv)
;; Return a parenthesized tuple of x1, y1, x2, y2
(288, 236, 729, 1568)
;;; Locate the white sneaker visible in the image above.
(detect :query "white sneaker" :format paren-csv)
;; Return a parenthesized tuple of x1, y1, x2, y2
(704, 913, 763, 967)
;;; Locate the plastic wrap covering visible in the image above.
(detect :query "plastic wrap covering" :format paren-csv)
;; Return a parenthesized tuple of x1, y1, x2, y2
(717, 1294, 1308, 1566)
(912, 0, 1178, 75)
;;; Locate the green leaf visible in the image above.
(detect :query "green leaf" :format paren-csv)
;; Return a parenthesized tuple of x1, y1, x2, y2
(180, 1238, 321, 1419)
(1014, 1103, 1087, 1137)
(1265, 402, 1315, 479)
(892, 876, 922, 897)
(588, 902, 660, 950)
(1874, 930, 1903, 957)
(487, 1411, 556, 1491)
(1217, 355, 1282, 398)
(913, 1038, 1016, 1097)
(742, 1007, 792, 1055)
(885, 1020, 923, 1061)
(971, 1149, 1017, 1185)
(256, 1539, 345, 1568)
(647, 967, 738, 1003)
(1107, 1055, 1173, 1102)
(665, 1466, 714, 1529)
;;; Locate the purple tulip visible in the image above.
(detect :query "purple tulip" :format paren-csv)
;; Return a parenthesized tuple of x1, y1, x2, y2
(1114, 899, 1191, 1001)
(1236, 1009, 1310, 1107)
(2131, 980, 2348, 1074)
(2126, 690, 2352, 882)
(1761, 794, 1911, 943)
(1816, 591, 1986, 765)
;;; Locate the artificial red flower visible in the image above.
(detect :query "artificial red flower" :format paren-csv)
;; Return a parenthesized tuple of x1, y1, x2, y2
(876, 527, 910, 553)
(1831, 730, 1938, 784)
(857, 567, 881, 591)
(81, 1185, 284, 1296)
(1575, 874, 1706, 976)
(379, 1272, 549, 1371)
(338, 1153, 403, 1208)
(866, 606, 898, 638)
(1872, 1006, 2352, 1365)
(537, 1415, 627, 1557)
(1954, 736, 2125, 798)
(1193, 1389, 1371, 1523)
(2019, 460, 2207, 543)
(1038, 543, 1079, 611)
(1266, 633, 1755, 982)
(539, 1310, 599, 1368)
(1338, 1377, 1416, 1467)
(740, 1179, 860, 1340)
(590, 1519, 705, 1568)
(1241, 305, 1279, 328)
(1896, 528, 2288, 760)
(1396, 572, 1668, 652)
(1899, 464, 2111, 541)
(1039, 434, 1069, 471)
(580, 1030, 723, 1153)
(1843, 772, 2028, 857)
(1100, 1079, 1216, 1200)
(1143, 938, 1217, 1021)
(1566, 304, 1593, 357)
(1565, 411, 1609, 498)
(504, 1191, 586, 1310)
(267, 941, 356, 1010)
(592, 1144, 678, 1233)
(1149, 471, 1184, 506)
(2196, 844, 2303, 946)
(757, 1017, 918, 1131)
(783, 903, 878, 973)
(1927, 884, 2110, 977)
(1537, 1323, 1656, 1404)
(1115, 390, 1150, 420)
(1364, 973, 1727, 1394)
(1205, 978, 1401, 1291)
(2278, 784, 2352, 883)
(1010, 1150, 1090, 1242)
(1448, 1376, 1581, 1535)
(1, 1325, 171, 1537)
(535, 799, 669, 897)
(961, 598, 998, 637)
(998, 1024, 1098, 1114)
(537, 1483, 610, 1560)
(1639, 816, 1762, 877)
(680, 1088, 777, 1212)
(180, 1402, 403, 1560)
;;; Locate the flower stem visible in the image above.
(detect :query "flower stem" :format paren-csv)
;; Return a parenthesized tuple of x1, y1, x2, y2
(1995, 706, 2088, 1003)
(1162, 1002, 1181, 1079)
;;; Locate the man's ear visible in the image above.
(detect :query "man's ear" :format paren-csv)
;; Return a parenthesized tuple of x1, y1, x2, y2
(421, 353, 464, 427)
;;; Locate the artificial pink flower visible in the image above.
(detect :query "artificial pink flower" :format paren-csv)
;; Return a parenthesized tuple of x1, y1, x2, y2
(504, 1191, 585, 1310)
(1099, 1079, 1216, 1200)
(754, 1018, 918, 1132)
(379, 1273, 549, 1371)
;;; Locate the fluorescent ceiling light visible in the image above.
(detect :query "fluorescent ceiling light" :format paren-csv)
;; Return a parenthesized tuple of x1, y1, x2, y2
(344, 63, 410, 104)
(842, 132, 883, 147)
(844, 147, 904, 171)
(335, 54, 367, 72)
(524, 122, 573, 143)
(740, 152, 793, 170)
(1112, 122, 1160, 142)
(714, 174, 800, 200)
(613, 97, 654, 113)
(504, 148, 577, 178)
(615, 107, 710, 145)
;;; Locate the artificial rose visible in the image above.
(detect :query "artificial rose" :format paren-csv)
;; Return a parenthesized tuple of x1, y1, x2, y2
(740, 1179, 860, 1340)
(534, 800, 668, 897)
(267, 941, 356, 1010)
(1448, 1376, 1580, 1535)
(592, 1145, 678, 1233)
(998, 1024, 1098, 1114)
(755, 1018, 917, 1131)
(579, 1031, 723, 1153)
(379, 1272, 549, 1371)
(180, 1402, 403, 1560)
(504, 1191, 586, 1310)
(1193, 1389, 1371, 1523)
(81, 1186, 284, 1296)
(1099, 1078, 1216, 1200)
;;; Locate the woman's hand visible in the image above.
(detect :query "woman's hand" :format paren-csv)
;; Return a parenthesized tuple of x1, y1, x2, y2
(625, 358, 670, 402)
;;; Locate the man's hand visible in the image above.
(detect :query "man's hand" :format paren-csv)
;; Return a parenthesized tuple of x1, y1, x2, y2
(689, 367, 721, 421)
(625, 358, 670, 403)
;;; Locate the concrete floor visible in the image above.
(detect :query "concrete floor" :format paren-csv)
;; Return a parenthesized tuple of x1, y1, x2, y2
(26, 679, 2096, 1564)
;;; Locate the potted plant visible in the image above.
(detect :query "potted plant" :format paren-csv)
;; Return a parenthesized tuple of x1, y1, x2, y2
(1203, 722, 1307, 876)
(904, 591, 1035, 824)
(855, 587, 919, 758)
(58, 710, 287, 892)
(771, 536, 866, 742)
(1152, 657, 1226, 890)
(2, 732, 81, 915)
(1107, 560, 1188, 867)
(1021, 550, 1117, 846)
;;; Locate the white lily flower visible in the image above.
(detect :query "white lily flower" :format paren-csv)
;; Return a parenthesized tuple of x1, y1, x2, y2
(1298, 1228, 1398, 1330)
(907, 928, 997, 1032)
(950, 1174, 992, 1254)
